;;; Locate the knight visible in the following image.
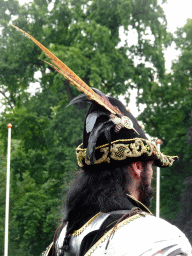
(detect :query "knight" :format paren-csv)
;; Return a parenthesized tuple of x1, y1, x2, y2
(44, 91, 191, 256)
(10, 25, 192, 256)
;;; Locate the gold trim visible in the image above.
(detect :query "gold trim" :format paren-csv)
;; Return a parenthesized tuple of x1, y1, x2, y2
(84, 212, 148, 256)
(71, 212, 102, 237)
(127, 194, 153, 215)
(76, 138, 178, 167)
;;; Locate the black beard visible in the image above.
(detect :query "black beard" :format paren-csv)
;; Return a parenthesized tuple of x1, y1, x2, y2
(138, 171, 155, 208)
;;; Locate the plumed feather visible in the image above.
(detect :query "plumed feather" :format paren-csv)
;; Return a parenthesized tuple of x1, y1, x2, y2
(104, 125, 113, 145)
(86, 111, 109, 133)
(66, 94, 90, 108)
(10, 24, 123, 118)
(67, 88, 102, 107)
(86, 121, 114, 164)
(86, 113, 98, 134)
(92, 88, 109, 101)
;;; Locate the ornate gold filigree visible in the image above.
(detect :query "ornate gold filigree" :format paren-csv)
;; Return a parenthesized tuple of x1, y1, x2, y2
(76, 138, 178, 168)
(110, 114, 139, 134)
(71, 212, 102, 237)
(84, 212, 149, 256)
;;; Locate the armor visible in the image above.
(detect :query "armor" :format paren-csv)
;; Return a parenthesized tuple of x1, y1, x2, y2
(53, 211, 192, 256)
(56, 212, 110, 256)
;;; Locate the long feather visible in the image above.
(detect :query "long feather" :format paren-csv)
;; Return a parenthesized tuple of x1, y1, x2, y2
(10, 24, 123, 117)
(86, 111, 109, 133)
(66, 94, 90, 107)
(104, 125, 113, 145)
(66, 88, 105, 107)
(86, 121, 113, 163)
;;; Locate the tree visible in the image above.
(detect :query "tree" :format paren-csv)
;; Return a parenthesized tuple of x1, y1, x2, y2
(0, 140, 7, 255)
(0, 0, 169, 107)
(174, 177, 192, 243)
(0, 0, 171, 254)
(139, 19, 192, 225)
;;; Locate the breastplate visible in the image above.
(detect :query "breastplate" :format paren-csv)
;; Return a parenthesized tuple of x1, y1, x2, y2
(56, 213, 192, 256)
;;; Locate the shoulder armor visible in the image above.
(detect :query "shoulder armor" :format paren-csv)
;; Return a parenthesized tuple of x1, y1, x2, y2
(84, 214, 192, 256)
(55, 210, 130, 256)
(56, 212, 111, 256)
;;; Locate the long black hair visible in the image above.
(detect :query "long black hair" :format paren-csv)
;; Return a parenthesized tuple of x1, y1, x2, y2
(53, 161, 132, 256)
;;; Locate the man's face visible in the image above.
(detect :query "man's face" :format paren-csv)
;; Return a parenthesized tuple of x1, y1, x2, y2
(138, 161, 155, 208)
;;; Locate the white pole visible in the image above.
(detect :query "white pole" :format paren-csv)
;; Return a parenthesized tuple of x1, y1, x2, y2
(4, 123, 12, 256)
(156, 139, 161, 218)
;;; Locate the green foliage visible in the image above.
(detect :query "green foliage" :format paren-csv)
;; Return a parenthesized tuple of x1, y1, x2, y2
(0, 0, 180, 254)
(0, 140, 6, 255)
(0, 0, 169, 106)
(0, 87, 87, 255)
(10, 171, 59, 255)
(139, 19, 192, 222)
(0, 139, 20, 255)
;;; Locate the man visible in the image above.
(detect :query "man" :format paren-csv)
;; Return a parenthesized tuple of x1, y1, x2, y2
(43, 94, 192, 256)
(10, 25, 190, 256)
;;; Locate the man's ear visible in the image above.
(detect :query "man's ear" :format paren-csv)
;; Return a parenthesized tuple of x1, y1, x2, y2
(130, 161, 143, 179)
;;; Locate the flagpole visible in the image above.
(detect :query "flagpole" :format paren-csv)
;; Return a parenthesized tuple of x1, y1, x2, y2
(156, 138, 161, 218)
(4, 123, 12, 256)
